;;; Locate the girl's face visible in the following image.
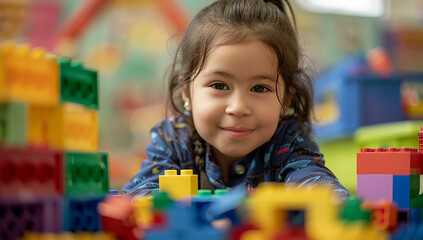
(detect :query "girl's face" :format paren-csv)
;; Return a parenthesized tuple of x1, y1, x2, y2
(185, 41, 285, 164)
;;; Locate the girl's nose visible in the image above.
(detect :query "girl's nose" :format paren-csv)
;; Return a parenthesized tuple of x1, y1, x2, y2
(225, 92, 252, 117)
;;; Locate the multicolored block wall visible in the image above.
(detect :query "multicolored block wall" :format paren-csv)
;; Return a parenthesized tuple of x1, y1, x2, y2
(0, 42, 110, 240)
(357, 128, 423, 223)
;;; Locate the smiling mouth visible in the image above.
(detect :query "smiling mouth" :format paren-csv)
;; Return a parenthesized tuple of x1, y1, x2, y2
(221, 127, 254, 138)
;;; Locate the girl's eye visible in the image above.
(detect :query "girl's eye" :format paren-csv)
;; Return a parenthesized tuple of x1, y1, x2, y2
(210, 83, 229, 90)
(251, 85, 270, 93)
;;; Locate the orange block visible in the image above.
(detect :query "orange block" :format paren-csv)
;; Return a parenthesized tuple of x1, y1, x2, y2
(357, 148, 422, 175)
(0, 43, 59, 105)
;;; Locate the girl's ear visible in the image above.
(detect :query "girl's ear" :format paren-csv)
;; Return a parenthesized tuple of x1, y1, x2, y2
(179, 76, 190, 106)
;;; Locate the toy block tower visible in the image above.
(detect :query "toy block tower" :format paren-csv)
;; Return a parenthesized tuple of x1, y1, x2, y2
(0, 42, 109, 240)
(356, 126, 423, 222)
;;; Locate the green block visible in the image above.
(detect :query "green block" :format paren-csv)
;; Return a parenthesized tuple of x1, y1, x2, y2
(152, 191, 174, 210)
(65, 152, 109, 195)
(60, 57, 99, 109)
(411, 198, 423, 208)
(0, 102, 27, 146)
(411, 175, 420, 199)
(340, 196, 371, 223)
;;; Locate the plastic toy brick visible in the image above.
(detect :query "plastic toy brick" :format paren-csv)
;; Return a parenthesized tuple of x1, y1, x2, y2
(0, 147, 64, 196)
(361, 200, 398, 231)
(357, 147, 422, 174)
(20, 231, 116, 240)
(145, 204, 226, 240)
(391, 223, 423, 240)
(62, 195, 105, 232)
(159, 169, 198, 200)
(59, 57, 98, 109)
(393, 175, 411, 209)
(0, 102, 27, 146)
(28, 104, 50, 148)
(339, 197, 371, 223)
(152, 191, 173, 211)
(0, 43, 59, 105)
(98, 196, 141, 240)
(133, 196, 153, 228)
(357, 174, 393, 203)
(47, 103, 98, 152)
(64, 152, 109, 195)
(410, 208, 422, 223)
(200, 187, 244, 224)
(0, 197, 61, 240)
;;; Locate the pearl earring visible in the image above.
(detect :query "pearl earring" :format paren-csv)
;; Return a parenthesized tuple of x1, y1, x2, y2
(184, 101, 190, 110)
(183, 101, 191, 116)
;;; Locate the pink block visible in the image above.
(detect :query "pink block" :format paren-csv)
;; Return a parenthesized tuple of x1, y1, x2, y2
(357, 174, 393, 202)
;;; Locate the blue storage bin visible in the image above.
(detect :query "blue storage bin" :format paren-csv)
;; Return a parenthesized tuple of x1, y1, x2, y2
(313, 54, 405, 141)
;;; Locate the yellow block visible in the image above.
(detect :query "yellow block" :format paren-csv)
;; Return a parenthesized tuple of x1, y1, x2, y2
(48, 103, 98, 152)
(133, 196, 153, 228)
(159, 169, 198, 200)
(28, 104, 50, 147)
(247, 183, 388, 240)
(0, 42, 59, 105)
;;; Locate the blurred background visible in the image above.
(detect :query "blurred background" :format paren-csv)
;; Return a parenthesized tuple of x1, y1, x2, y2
(2, 0, 423, 194)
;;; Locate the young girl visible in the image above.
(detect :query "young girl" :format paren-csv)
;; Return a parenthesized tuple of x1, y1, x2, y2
(122, 0, 350, 199)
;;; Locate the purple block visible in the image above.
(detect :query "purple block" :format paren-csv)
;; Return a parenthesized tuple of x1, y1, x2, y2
(0, 197, 61, 240)
(357, 174, 393, 202)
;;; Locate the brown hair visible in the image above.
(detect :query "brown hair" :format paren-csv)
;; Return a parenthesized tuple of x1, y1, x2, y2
(166, 0, 314, 189)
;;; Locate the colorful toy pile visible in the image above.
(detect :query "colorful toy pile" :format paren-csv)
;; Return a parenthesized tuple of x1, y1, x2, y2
(2, 42, 423, 239)
(0, 42, 110, 240)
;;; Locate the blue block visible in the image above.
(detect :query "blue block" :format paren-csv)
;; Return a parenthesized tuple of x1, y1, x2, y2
(145, 205, 226, 240)
(391, 223, 423, 240)
(62, 195, 105, 232)
(393, 175, 410, 209)
(202, 185, 246, 224)
(410, 208, 423, 223)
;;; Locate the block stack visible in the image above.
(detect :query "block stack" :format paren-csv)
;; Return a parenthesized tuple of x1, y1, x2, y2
(0, 43, 109, 240)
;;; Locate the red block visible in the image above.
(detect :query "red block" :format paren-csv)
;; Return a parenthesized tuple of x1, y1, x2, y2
(357, 148, 422, 174)
(0, 147, 63, 197)
(98, 196, 142, 240)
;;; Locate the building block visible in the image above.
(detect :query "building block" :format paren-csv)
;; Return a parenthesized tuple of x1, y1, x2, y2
(0, 43, 59, 105)
(159, 169, 198, 200)
(357, 147, 422, 174)
(98, 196, 142, 240)
(64, 152, 109, 195)
(361, 200, 398, 231)
(391, 223, 423, 240)
(47, 103, 98, 152)
(0, 102, 27, 147)
(133, 196, 153, 228)
(145, 204, 226, 240)
(339, 197, 371, 223)
(27, 104, 51, 148)
(199, 187, 244, 224)
(0, 147, 64, 197)
(357, 174, 393, 203)
(59, 57, 98, 109)
(0, 197, 61, 240)
(393, 175, 411, 209)
(62, 196, 104, 232)
(410, 208, 423, 223)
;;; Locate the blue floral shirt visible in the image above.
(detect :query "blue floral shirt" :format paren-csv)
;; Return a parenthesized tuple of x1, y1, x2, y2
(122, 115, 350, 200)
